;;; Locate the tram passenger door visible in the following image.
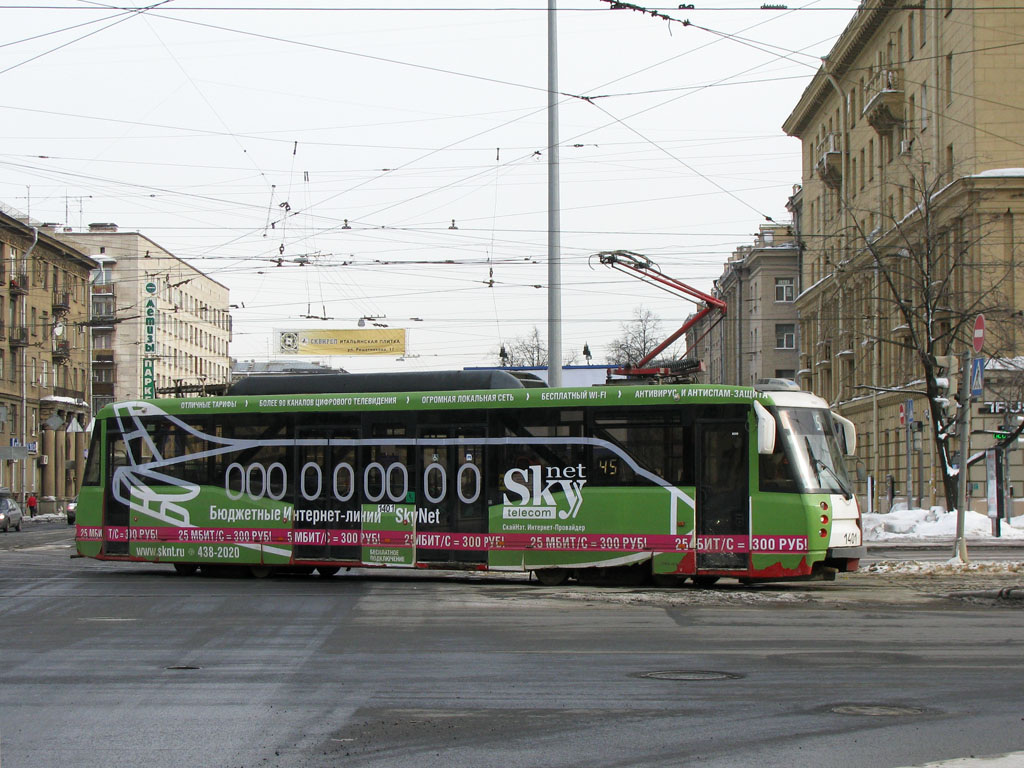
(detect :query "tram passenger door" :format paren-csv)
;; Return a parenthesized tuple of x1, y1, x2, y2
(360, 417, 416, 567)
(295, 426, 360, 563)
(696, 420, 748, 570)
(417, 426, 486, 564)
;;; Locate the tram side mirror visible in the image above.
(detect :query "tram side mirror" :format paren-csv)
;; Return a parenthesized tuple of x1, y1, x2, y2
(834, 413, 857, 456)
(753, 401, 776, 455)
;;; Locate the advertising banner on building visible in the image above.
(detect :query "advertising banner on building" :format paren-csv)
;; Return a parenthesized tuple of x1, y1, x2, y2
(275, 329, 407, 356)
(143, 281, 158, 397)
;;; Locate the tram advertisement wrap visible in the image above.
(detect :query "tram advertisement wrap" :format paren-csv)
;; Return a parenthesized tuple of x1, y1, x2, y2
(76, 397, 822, 574)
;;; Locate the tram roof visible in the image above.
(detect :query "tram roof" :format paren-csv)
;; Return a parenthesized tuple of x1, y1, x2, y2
(227, 369, 546, 397)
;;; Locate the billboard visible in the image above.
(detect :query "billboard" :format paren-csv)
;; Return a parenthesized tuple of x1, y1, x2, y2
(275, 329, 406, 356)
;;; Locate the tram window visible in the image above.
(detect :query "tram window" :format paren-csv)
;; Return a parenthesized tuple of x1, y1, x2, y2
(82, 428, 102, 485)
(209, 413, 292, 496)
(759, 440, 797, 493)
(591, 415, 693, 487)
(367, 423, 409, 502)
(142, 418, 210, 483)
(495, 409, 585, 487)
(109, 436, 128, 468)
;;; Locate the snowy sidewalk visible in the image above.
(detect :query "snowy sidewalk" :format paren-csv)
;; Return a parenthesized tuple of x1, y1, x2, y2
(864, 507, 1024, 543)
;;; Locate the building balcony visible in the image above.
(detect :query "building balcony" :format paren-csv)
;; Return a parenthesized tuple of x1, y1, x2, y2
(52, 339, 71, 362)
(52, 291, 71, 314)
(863, 68, 904, 133)
(53, 385, 85, 401)
(8, 273, 28, 295)
(8, 326, 28, 348)
(814, 132, 843, 189)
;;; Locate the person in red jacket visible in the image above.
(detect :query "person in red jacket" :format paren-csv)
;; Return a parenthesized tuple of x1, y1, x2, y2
(27, 493, 37, 517)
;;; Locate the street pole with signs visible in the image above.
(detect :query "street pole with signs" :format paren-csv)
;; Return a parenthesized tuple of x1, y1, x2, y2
(953, 315, 985, 563)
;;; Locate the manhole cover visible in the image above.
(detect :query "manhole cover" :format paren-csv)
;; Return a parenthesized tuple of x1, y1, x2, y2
(635, 670, 743, 681)
(832, 705, 925, 716)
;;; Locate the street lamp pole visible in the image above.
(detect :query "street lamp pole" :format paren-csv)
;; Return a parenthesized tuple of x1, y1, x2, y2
(546, 0, 563, 387)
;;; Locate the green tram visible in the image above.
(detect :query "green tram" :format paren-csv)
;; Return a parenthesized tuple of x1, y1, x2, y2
(75, 371, 865, 585)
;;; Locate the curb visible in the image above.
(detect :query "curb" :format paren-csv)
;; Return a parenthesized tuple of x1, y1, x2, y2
(945, 587, 1024, 601)
(867, 540, 1024, 550)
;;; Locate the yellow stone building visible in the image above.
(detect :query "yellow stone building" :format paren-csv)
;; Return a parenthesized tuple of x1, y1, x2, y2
(782, 1, 1024, 513)
(0, 206, 96, 511)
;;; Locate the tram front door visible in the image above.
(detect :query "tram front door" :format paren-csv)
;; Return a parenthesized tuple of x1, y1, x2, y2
(696, 420, 749, 571)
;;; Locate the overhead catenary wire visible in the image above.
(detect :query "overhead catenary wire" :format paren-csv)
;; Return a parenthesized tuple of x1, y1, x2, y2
(10, 2, 1012, 369)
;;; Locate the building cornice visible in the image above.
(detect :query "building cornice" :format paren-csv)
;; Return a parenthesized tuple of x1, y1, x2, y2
(782, 0, 901, 138)
(0, 210, 99, 272)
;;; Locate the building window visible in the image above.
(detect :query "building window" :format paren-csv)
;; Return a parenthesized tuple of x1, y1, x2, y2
(775, 277, 795, 302)
(93, 295, 114, 318)
(920, 82, 928, 130)
(775, 324, 796, 349)
(775, 369, 795, 379)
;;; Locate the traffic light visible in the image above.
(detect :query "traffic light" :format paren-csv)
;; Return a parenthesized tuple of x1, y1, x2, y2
(933, 354, 959, 417)
(994, 425, 1012, 441)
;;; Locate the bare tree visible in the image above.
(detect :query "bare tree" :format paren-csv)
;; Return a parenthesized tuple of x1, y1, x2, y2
(495, 327, 578, 367)
(823, 154, 1023, 514)
(605, 307, 676, 366)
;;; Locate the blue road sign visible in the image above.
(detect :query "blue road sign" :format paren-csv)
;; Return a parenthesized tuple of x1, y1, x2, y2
(970, 357, 985, 397)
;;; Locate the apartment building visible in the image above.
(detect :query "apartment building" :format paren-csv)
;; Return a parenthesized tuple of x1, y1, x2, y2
(0, 205, 96, 509)
(59, 224, 232, 412)
(782, 1, 1024, 511)
(687, 224, 801, 386)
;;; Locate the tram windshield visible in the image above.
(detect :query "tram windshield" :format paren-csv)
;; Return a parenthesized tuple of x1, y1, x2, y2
(771, 407, 854, 498)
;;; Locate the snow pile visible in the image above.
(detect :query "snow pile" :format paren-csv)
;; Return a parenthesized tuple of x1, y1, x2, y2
(863, 560, 1023, 575)
(863, 506, 1024, 541)
(21, 513, 68, 524)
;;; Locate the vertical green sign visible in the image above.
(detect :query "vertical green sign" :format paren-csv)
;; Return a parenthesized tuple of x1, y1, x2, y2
(143, 281, 157, 398)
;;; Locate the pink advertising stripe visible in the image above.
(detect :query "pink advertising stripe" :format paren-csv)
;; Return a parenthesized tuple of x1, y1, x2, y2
(76, 526, 808, 555)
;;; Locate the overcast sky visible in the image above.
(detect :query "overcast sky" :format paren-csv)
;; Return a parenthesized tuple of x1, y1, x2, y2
(0, 1, 858, 373)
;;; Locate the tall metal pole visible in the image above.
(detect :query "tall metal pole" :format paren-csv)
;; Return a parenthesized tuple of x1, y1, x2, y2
(546, 0, 563, 387)
(953, 349, 971, 562)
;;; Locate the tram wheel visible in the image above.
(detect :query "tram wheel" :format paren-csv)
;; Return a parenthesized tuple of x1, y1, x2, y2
(316, 566, 340, 577)
(250, 565, 272, 579)
(651, 573, 686, 587)
(610, 563, 649, 586)
(172, 563, 198, 576)
(691, 575, 720, 587)
(534, 568, 569, 586)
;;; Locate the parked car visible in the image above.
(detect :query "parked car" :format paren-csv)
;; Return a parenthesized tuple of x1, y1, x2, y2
(66, 497, 77, 525)
(0, 497, 23, 532)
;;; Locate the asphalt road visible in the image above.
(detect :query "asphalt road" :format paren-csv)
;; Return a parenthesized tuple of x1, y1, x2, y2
(1, 522, 1022, 768)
